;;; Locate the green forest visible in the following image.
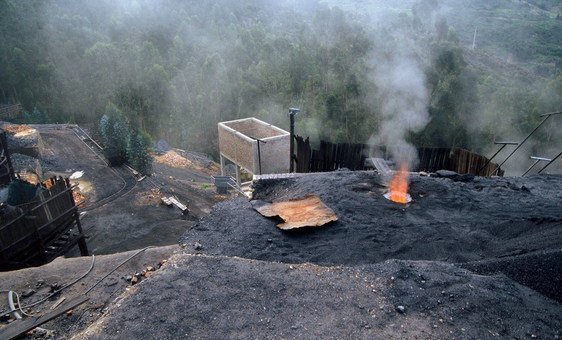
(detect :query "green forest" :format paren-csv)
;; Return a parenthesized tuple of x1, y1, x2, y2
(0, 0, 560, 165)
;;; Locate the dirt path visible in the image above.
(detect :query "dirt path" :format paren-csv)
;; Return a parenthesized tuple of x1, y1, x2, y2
(32, 124, 221, 255)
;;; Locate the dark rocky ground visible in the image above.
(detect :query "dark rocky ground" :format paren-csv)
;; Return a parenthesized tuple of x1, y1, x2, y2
(79, 171, 561, 339)
(180, 171, 562, 301)
(79, 254, 561, 339)
(0, 246, 178, 339)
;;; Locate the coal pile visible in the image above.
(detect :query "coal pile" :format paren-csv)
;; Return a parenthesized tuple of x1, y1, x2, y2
(181, 171, 562, 301)
(81, 171, 561, 339)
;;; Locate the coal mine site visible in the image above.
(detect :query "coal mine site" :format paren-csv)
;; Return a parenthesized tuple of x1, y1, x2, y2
(84, 171, 562, 339)
(2, 1, 562, 337)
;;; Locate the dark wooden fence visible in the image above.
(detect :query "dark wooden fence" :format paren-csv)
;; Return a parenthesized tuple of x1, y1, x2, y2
(417, 147, 503, 176)
(0, 130, 15, 185)
(295, 137, 503, 176)
(0, 177, 88, 270)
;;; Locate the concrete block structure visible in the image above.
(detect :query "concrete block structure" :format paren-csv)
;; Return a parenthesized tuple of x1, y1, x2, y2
(218, 118, 290, 184)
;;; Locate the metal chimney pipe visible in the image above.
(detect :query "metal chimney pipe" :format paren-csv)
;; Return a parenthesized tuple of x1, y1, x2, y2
(289, 108, 300, 173)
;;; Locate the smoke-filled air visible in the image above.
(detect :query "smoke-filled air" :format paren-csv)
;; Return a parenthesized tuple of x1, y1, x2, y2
(0, 0, 560, 174)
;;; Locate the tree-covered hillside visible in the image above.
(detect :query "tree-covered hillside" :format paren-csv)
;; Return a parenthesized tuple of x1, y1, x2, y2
(0, 0, 560, 166)
(322, 0, 561, 161)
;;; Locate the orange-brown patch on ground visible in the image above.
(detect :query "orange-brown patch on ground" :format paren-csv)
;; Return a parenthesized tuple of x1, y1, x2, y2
(17, 171, 41, 185)
(134, 188, 163, 206)
(2, 123, 32, 134)
(73, 190, 87, 206)
(154, 150, 219, 176)
(253, 194, 338, 230)
(154, 150, 192, 168)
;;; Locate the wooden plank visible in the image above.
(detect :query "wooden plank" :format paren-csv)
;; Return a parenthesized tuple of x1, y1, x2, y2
(0, 295, 89, 340)
(168, 197, 188, 214)
(161, 197, 173, 207)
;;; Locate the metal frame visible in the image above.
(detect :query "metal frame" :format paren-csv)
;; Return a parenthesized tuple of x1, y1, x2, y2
(491, 111, 561, 175)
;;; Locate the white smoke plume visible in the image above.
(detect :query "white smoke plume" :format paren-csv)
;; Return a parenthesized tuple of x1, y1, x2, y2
(369, 51, 429, 169)
(367, 26, 430, 170)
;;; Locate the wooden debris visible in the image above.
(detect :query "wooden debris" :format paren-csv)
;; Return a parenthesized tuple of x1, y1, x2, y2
(168, 196, 188, 214)
(160, 197, 173, 207)
(0, 296, 88, 340)
(251, 194, 337, 230)
(50, 297, 66, 310)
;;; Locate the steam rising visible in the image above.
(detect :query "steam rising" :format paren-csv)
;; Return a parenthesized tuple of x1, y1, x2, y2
(370, 54, 429, 169)
(367, 17, 432, 170)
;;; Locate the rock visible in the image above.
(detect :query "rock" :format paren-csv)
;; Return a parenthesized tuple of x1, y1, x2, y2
(145, 271, 153, 278)
(396, 305, 406, 314)
(36, 279, 45, 287)
(146, 266, 155, 272)
(267, 239, 273, 243)
(21, 289, 36, 298)
(66, 310, 73, 317)
(131, 276, 139, 285)
(27, 327, 54, 338)
(434, 170, 459, 179)
(194, 242, 203, 251)
(125, 275, 133, 282)
(50, 283, 61, 292)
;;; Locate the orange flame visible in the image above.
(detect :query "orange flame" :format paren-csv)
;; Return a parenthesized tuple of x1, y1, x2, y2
(388, 163, 410, 204)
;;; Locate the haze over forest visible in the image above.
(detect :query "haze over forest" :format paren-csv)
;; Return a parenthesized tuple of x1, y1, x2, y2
(1, 0, 560, 173)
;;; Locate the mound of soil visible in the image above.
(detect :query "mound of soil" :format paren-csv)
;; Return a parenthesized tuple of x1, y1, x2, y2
(1, 122, 44, 158)
(4, 171, 559, 338)
(153, 149, 219, 176)
(77, 254, 561, 339)
(180, 171, 562, 301)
